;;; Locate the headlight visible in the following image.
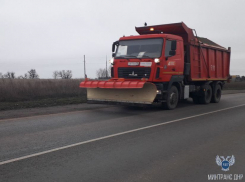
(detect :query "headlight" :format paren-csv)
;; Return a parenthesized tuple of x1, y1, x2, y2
(154, 58, 160, 63)
(156, 90, 162, 94)
(110, 58, 114, 64)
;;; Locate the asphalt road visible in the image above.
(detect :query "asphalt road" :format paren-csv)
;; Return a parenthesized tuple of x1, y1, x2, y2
(0, 93, 245, 182)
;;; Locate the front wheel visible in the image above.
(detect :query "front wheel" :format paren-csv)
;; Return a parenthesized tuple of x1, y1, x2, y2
(162, 86, 179, 110)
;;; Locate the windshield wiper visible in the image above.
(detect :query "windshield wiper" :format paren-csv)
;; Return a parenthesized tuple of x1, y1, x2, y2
(141, 55, 151, 58)
(115, 56, 125, 59)
(116, 55, 151, 59)
(124, 55, 137, 58)
(115, 56, 131, 61)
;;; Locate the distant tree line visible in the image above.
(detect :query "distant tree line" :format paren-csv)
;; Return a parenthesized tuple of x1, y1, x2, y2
(0, 69, 73, 79)
(96, 67, 111, 79)
(0, 69, 39, 79)
(53, 70, 72, 79)
(233, 75, 245, 82)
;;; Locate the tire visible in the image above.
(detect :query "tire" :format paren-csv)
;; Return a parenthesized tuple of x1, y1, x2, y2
(211, 84, 222, 103)
(162, 86, 179, 110)
(199, 85, 212, 104)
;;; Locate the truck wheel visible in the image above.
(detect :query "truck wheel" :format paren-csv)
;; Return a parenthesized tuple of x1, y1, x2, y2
(199, 85, 212, 104)
(163, 86, 179, 110)
(211, 84, 222, 103)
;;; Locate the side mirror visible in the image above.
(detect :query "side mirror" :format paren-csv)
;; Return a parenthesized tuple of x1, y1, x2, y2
(112, 41, 119, 52)
(171, 40, 177, 50)
(169, 50, 176, 56)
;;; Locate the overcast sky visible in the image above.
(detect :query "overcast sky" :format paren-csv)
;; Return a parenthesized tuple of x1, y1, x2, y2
(1, 0, 245, 78)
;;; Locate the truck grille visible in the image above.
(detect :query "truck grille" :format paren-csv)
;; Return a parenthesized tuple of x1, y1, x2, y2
(118, 67, 151, 79)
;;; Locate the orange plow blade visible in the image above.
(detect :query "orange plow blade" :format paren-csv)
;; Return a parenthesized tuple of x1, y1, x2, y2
(80, 80, 157, 104)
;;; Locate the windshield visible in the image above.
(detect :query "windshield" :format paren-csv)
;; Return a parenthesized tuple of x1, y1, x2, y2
(115, 38, 163, 58)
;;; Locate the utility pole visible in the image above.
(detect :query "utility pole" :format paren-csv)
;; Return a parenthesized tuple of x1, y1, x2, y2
(106, 55, 108, 78)
(84, 55, 86, 78)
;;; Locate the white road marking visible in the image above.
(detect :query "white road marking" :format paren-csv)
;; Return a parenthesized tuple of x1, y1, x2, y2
(1, 103, 245, 166)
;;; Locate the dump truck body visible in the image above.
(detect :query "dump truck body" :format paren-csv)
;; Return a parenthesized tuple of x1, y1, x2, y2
(80, 22, 231, 109)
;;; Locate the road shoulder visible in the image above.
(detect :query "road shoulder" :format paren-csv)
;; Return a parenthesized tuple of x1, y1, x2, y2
(0, 90, 244, 120)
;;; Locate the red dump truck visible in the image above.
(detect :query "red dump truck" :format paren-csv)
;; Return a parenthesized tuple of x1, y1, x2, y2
(80, 22, 231, 109)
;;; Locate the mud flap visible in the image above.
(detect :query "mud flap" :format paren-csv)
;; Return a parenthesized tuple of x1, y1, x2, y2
(87, 83, 157, 104)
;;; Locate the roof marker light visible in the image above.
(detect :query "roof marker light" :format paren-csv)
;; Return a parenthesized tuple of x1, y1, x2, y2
(150, 28, 154, 31)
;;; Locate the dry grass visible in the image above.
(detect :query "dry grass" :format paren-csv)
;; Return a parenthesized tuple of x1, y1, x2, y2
(223, 82, 245, 90)
(0, 79, 86, 102)
(0, 79, 244, 103)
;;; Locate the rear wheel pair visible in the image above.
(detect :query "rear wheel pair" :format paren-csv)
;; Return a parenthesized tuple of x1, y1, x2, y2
(193, 84, 221, 104)
(211, 84, 222, 103)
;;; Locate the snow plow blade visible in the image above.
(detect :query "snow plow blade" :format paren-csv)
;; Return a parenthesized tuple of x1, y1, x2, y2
(80, 80, 157, 104)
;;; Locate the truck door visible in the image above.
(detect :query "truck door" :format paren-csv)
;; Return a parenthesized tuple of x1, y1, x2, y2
(164, 39, 183, 75)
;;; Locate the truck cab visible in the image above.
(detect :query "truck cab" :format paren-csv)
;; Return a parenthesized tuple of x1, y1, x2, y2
(111, 34, 184, 83)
